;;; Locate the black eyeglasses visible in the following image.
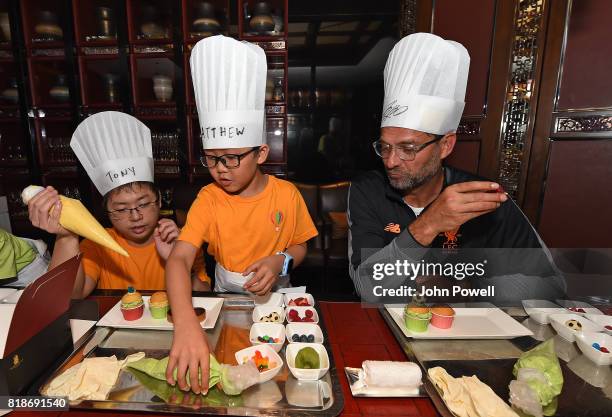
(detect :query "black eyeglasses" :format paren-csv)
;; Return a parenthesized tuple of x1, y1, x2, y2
(372, 135, 444, 161)
(200, 147, 260, 169)
(106, 198, 159, 220)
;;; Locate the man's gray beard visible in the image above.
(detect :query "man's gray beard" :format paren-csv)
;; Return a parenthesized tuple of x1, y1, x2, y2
(387, 158, 442, 193)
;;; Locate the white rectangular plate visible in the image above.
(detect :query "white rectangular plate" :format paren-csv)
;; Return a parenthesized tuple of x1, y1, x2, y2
(385, 306, 533, 339)
(97, 297, 224, 330)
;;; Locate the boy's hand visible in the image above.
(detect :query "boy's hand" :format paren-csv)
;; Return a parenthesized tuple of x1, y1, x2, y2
(27, 186, 74, 238)
(166, 316, 210, 394)
(242, 254, 284, 295)
(154, 218, 180, 261)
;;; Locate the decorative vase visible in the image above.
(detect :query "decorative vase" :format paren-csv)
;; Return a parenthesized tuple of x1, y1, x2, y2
(273, 78, 284, 101)
(265, 78, 274, 101)
(153, 75, 173, 102)
(96, 6, 116, 39)
(0, 12, 10, 42)
(191, 2, 220, 36)
(49, 74, 70, 102)
(272, 8, 283, 33)
(35, 10, 63, 40)
(140, 4, 167, 39)
(103, 73, 119, 103)
(249, 2, 275, 34)
(1, 77, 18, 104)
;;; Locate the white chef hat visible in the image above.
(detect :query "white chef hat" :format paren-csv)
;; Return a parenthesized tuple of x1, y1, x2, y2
(190, 35, 267, 149)
(381, 33, 470, 135)
(71, 111, 153, 196)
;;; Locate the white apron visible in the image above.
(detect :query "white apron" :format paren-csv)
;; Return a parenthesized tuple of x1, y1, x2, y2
(214, 263, 291, 293)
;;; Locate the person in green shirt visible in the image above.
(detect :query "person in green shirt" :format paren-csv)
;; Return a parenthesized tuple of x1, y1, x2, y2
(0, 228, 50, 287)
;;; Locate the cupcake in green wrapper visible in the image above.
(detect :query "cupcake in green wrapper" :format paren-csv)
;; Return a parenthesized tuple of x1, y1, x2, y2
(403, 305, 432, 332)
(149, 291, 169, 319)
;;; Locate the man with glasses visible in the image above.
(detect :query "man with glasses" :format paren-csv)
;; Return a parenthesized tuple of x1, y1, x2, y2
(348, 33, 565, 301)
(164, 36, 318, 394)
(26, 112, 210, 298)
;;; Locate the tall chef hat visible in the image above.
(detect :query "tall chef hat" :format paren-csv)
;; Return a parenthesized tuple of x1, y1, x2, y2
(71, 111, 153, 196)
(190, 35, 267, 149)
(381, 33, 470, 135)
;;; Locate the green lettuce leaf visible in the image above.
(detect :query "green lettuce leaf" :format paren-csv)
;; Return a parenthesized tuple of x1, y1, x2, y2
(127, 355, 222, 391)
(512, 339, 563, 407)
(128, 367, 243, 407)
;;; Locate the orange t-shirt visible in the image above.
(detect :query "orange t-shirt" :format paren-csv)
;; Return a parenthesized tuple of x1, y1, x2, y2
(81, 228, 210, 290)
(179, 175, 318, 273)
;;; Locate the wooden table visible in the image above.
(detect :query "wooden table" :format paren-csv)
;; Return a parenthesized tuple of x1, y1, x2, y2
(10, 300, 440, 417)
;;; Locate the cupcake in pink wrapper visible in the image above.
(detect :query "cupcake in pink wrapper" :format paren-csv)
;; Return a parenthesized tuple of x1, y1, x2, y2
(120, 287, 144, 321)
(430, 306, 455, 329)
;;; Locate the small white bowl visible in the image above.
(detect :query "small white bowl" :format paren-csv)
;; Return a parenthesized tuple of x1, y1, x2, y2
(285, 374, 332, 407)
(555, 299, 604, 317)
(575, 332, 612, 366)
(285, 306, 319, 324)
(286, 323, 324, 344)
(249, 322, 286, 352)
(235, 344, 283, 383)
(253, 292, 284, 307)
(285, 343, 329, 380)
(522, 299, 566, 325)
(584, 314, 612, 336)
(284, 293, 315, 307)
(252, 306, 285, 323)
(549, 313, 602, 342)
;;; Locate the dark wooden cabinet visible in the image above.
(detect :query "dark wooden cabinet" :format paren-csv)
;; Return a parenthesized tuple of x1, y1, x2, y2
(0, 0, 289, 230)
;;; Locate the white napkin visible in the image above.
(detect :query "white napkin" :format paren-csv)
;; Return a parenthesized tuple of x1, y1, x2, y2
(351, 360, 422, 396)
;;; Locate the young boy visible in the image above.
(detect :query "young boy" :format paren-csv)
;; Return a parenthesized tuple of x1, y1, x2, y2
(27, 112, 210, 298)
(164, 36, 317, 392)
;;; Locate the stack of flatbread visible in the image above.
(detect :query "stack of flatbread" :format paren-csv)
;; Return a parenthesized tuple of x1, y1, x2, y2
(43, 352, 145, 401)
(428, 367, 518, 417)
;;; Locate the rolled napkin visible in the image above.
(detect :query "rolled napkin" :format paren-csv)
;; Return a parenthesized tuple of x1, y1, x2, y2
(22, 185, 128, 257)
(351, 360, 422, 396)
(360, 360, 422, 388)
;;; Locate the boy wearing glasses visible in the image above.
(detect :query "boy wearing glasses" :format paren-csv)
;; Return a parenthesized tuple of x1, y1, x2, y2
(348, 33, 564, 300)
(164, 36, 317, 393)
(26, 112, 210, 298)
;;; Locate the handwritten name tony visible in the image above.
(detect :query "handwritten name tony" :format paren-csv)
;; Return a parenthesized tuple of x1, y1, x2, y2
(106, 166, 136, 182)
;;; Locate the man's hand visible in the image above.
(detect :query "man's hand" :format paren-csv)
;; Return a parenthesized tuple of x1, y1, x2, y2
(27, 186, 74, 238)
(154, 218, 180, 261)
(242, 254, 284, 295)
(166, 316, 210, 394)
(409, 181, 507, 246)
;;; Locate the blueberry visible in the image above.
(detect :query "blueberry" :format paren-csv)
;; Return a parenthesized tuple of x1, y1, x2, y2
(292, 334, 300, 342)
(307, 334, 315, 343)
(300, 334, 308, 342)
